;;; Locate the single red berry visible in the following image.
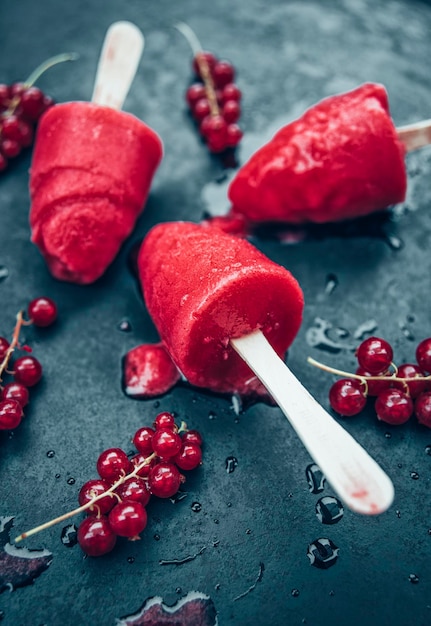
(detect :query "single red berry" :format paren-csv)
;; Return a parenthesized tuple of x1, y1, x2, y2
(174, 443, 202, 471)
(394, 363, 429, 399)
(415, 391, 431, 428)
(0, 399, 23, 430)
(149, 462, 182, 498)
(108, 500, 147, 538)
(153, 411, 176, 431)
(222, 100, 241, 124)
(0, 153, 7, 171)
(13, 356, 42, 387)
(375, 389, 413, 425)
(212, 60, 235, 88)
(1, 382, 29, 407)
(9, 82, 26, 98)
(116, 477, 151, 507)
(0, 337, 10, 360)
(1, 139, 21, 158)
(226, 123, 243, 147)
(96, 448, 132, 482)
(193, 98, 211, 121)
(355, 367, 392, 396)
(192, 51, 217, 77)
(1, 115, 21, 141)
(20, 87, 46, 120)
(133, 426, 155, 454)
(181, 429, 203, 446)
(356, 337, 393, 374)
(152, 428, 182, 459)
(40, 95, 54, 114)
(221, 83, 242, 103)
(78, 478, 115, 515)
(0, 84, 10, 106)
(28, 296, 58, 327)
(130, 453, 156, 478)
(416, 338, 431, 374)
(77, 515, 117, 557)
(186, 83, 207, 107)
(17, 119, 33, 147)
(329, 378, 367, 416)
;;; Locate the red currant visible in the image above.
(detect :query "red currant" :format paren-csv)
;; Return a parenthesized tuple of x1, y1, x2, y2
(222, 100, 241, 124)
(17, 120, 33, 147)
(78, 479, 115, 515)
(0, 84, 10, 106)
(20, 87, 46, 120)
(1, 115, 21, 141)
(1, 382, 29, 407)
(77, 516, 117, 557)
(28, 297, 58, 327)
(212, 60, 235, 88)
(356, 337, 393, 374)
(221, 83, 242, 103)
(329, 378, 367, 416)
(9, 82, 26, 98)
(149, 462, 182, 498)
(96, 448, 132, 482)
(174, 443, 202, 470)
(375, 389, 413, 425)
(193, 98, 211, 121)
(181, 429, 203, 446)
(395, 363, 429, 398)
(13, 355, 42, 386)
(116, 477, 151, 507)
(108, 500, 147, 538)
(415, 391, 431, 428)
(0, 154, 7, 172)
(133, 426, 155, 454)
(192, 51, 217, 77)
(1, 139, 21, 158)
(130, 453, 156, 478)
(0, 399, 23, 430)
(186, 83, 207, 107)
(416, 338, 431, 374)
(152, 428, 182, 459)
(0, 337, 10, 360)
(355, 367, 392, 396)
(226, 123, 243, 147)
(153, 411, 176, 431)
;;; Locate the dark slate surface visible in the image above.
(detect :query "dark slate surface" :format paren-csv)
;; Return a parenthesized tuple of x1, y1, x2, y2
(1, 0, 431, 624)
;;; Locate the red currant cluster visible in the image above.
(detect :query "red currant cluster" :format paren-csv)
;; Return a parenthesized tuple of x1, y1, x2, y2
(0, 297, 57, 430)
(186, 51, 243, 153)
(321, 336, 431, 426)
(75, 412, 203, 556)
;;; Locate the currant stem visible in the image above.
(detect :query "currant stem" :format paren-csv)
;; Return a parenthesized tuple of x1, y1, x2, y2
(0, 311, 27, 384)
(14, 452, 156, 543)
(174, 21, 220, 116)
(307, 356, 431, 384)
(24, 52, 79, 88)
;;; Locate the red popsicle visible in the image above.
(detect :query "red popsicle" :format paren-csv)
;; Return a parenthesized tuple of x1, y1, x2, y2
(228, 83, 407, 224)
(139, 221, 304, 396)
(29, 22, 163, 284)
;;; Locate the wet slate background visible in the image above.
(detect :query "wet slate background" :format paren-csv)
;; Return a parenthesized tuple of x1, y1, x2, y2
(1, 0, 431, 624)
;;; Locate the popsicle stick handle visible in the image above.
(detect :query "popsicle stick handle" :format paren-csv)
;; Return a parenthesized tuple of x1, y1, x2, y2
(91, 21, 144, 110)
(397, 119, 431, 152)
(231, 330, 394, 515)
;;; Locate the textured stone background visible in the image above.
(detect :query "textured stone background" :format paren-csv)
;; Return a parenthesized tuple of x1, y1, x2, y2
(0, 0, 431, 624)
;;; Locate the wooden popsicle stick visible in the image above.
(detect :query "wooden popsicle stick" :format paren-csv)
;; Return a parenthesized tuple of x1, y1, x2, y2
(91, 21, 144, 110)
(397, 119, 431, 152)
(231, 330, 394, 515)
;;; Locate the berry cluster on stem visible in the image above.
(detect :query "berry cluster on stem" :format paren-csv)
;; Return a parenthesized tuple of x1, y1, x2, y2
(0, 297, 57, 430)
(176, 22, 243, 154)
(309, 336, 431, 427)
(15, 411, 203, 557)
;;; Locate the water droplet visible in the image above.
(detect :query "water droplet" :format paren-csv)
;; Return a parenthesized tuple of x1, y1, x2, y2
(396, 510, 401, 518)
(245, 529, 252, 534)
(0, 266, 9, 282)
(153, 534, 160, 541)
(306, 317, 354, 353)
(159, 545, 206, 566)
(428, 529, 431, 535)
(208, 411, 217, 420)
(191, 502, 202, 513)
(385, 233, 404, 251)
(46, 450, 55, 458)
(398, 463, 403, 468)
(291, 588, 300, 597)
(425, 445, 431, 456)
(399, 320, 415, 341)
(127, 556, 135, 564)
(0, 610, 4, 621)
(409, 574, 419, 584)
(306, 463, 326, 494)
(154, 401, 160, 409)
(215, 583, 221, 590)
(170, 490, 188, 504)
(60, 524, 77, 548)
(315, 496, 344, 525)
(175, 587, 182, 594)
(55, 474, 61, 480)
(225, 456, 238, 473)
(66, 477, 75, 485)
(118, 319, 132, 332)
(329, 590, 335, 597)
(120, 590, 216, 622)
(307, 538, 339, 569)
(226, 502, 232, 507)
(384, 432, 392, 439)
(213, 539, 220, 547)
(353, 319, 379, 341)
(324, 274, 338, 295)
(410, 471, 420, 480)
(213, 519, 219, 524)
